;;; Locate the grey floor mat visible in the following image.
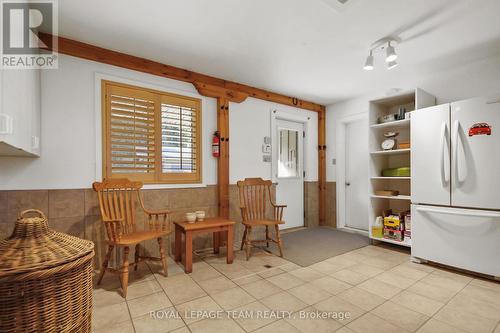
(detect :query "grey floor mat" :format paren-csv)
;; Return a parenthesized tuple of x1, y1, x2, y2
(268, 227, 370, 267)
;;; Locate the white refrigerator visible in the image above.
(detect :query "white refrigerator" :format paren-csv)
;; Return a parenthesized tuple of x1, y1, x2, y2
(411, 95, 500, 277)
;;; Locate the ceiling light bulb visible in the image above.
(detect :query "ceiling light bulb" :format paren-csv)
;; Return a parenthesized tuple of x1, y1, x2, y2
(363, 52, 374, 71)
(387, 60, 398, 70)
(385, 42, 397, 62)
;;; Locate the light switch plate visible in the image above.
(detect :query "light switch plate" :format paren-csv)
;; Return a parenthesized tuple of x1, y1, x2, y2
(0, 114, 13, 134)
(32, 136, 40, 149)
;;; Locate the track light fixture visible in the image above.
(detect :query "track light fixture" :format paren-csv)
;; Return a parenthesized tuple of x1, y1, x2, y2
(385, 42, 397, 62)
(363, 37, 399, 71)
(363, 51, 374, 71)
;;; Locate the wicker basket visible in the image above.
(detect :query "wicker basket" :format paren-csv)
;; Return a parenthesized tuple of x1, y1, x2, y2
(0, 209, 95, 333)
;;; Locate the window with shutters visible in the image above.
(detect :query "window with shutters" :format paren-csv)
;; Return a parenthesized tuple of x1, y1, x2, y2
(102, 81, 202, 184)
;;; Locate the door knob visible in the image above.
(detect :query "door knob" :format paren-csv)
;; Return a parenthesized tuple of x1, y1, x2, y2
(346, 182, 351, 186)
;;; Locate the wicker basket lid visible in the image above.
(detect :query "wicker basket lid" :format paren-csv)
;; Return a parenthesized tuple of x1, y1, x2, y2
(0, 209, 94, 278)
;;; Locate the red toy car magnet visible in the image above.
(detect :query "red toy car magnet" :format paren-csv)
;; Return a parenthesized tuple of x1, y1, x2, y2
(469, 123, 492, 136)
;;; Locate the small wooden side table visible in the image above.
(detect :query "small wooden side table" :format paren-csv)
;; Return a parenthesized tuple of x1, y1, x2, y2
(174, 217, 235, 273)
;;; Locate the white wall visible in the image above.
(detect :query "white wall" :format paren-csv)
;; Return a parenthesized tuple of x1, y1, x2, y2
(230, 97, 318, 184)
(0, 55, 318, 190)
(326, 54, 500, 182)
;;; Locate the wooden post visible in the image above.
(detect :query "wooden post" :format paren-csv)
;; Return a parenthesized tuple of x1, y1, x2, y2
(217, 98, 230, 218)
(318, 107, 326, 226)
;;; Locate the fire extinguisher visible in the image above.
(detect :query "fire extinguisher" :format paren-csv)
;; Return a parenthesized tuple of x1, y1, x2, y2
(212, 131, 220, 158)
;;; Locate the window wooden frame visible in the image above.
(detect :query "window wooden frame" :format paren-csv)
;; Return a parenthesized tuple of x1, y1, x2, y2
(102, 80, 202, 184)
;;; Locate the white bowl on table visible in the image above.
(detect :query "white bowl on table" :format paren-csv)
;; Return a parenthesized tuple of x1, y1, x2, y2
(195, 211, 205, 221)
(186, 212, 197, 223)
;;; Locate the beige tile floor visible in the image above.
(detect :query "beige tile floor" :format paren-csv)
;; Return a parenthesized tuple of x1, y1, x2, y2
(92, 244, 500, 333)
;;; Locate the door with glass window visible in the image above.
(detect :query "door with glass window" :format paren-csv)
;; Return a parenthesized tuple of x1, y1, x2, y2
(275, 119, 304, 229)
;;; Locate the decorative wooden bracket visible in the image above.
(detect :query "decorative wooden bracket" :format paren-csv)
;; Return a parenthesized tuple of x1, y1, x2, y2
(194, 82, 248, 103)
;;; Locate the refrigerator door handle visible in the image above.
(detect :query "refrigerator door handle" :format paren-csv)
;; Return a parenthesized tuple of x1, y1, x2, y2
(415, 206, 500, 218)
(453, 120, 467, 185)
(440, 122, 450, 184)
(453, 120, 459, 186)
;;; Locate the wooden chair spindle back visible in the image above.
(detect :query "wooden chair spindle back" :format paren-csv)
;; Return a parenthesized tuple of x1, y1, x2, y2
(93, 178, 143, 241)
(237, 178, 273, 221)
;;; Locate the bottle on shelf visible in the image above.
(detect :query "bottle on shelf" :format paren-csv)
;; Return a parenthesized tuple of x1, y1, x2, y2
(372, 216, 384, 238)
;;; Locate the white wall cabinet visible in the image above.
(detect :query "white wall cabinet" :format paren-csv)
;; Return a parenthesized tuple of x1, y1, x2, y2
(0, 68, 41, 157)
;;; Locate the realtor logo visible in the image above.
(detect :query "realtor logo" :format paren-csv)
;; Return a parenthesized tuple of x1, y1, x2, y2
(1, 0, 58, 69)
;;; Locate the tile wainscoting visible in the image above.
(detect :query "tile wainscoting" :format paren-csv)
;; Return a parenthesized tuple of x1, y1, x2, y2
(304, 181, 337, 228)
(0, 182, 336, 268)
(0, 186, 218, 268)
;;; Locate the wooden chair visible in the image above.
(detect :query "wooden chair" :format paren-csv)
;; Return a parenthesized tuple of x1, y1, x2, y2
(92, 178, 171, 297)
(237, 178, 287, 260)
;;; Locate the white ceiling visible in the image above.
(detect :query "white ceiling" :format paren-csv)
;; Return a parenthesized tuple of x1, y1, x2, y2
(57, 0, 500, 105)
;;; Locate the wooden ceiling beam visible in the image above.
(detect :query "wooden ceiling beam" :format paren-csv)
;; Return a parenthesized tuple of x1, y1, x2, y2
(39, 33, 324, 112)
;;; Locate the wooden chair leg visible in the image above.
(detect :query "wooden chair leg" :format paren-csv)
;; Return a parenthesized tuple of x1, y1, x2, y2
(240, 226, 247, 251)
(134, 244, 140, 271)
(97, 244, 114, 285)
(121, 246, 130, 298)
(265, 226, 270, 248)
(274, 225, 283, 257)
(157, 237, 168, 277)
(245, 226, 252, 261)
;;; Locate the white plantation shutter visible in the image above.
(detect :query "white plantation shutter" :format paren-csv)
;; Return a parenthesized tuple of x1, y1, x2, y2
(161, 104, 198, 172)
(158, 95, 201, 183)
(103, 81, 202, 183)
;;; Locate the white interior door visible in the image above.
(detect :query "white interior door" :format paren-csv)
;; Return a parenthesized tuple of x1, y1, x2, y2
(411, 104, 451, 206)
(275, 119, 304, 229)
(345, 118, 368, 231)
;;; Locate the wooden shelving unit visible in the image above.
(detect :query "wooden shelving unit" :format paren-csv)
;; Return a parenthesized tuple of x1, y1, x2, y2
(368, 88, 435, 247)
